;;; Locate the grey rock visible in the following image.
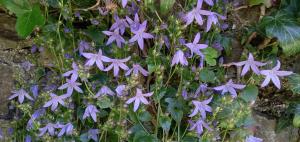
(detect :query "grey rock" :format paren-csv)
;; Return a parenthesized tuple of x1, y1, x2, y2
(253, 111, 299, 142)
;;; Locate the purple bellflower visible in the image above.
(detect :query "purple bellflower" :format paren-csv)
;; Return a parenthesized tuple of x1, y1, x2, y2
(126, 88, 154, 112)
(95, 86, 115, 97)
(8, 89, 33, 104)
(83, 104, 99, 122)
(199, 0, 214, 6)
(195, 83, 208, 96)
(57, 123, 73, 137)
(82, 49, 111, 71)
(88, 129, 99, 142)
(171, 50, 188, 66)
(58, 79, 83, 96)
(125, 63, 149, 76)
(122, 0, 128, 8)
(206, 13, 226, 32)
(104, 56, 131, 77)
(260, 60, 293, 89)
(127, 1, 139, 15)
(189, 118, 212, 136)
(43, 93, 67, 111)
(78, 40, 91, 55)
(129, 21, 154, 50)
(0, 128, 2, 139)
(185, 33, 208, 58)
(30, 85, 39, 99)
(98, 7, 109, 16)
(233, 53, 267, 76)
(27, 108, 46, 130)
(103, 29, 126, 48)
(25, 135, 31, 142)
(213, 79, 246, 98)
(39, 123, 58, 137)
(110, 14, 129, 35)
(116, 84, 127, 96)
(184, 0, 214, 26)
(189, 97, 213, 119)
(126, 13, 141, 32)
(63, 62, 79, 81)
(245, 135, 263, 142)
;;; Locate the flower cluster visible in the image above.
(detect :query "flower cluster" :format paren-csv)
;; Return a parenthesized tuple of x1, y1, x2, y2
(4, 0, 296, 141)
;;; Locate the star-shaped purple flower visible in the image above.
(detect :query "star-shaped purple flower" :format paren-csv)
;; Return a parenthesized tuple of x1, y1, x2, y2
(213, 79, 246, 98)
(104, 56, 131, 77)
(63, 62, 79, 81)
(126, 13, 141, 32)
(57, 123, 73, 137)
(103, 29, 126, 48)
(129, 21, 154, 50)
(199, 0, 214, 6)
(189, 118, 212, 136)
(171, 50, 188, 66)
(43, 93, 67, 111)
(8, 89, 33, 104)
(185, 33, 208, 57)
(125, 63, 149, 76)
(88, 129, 99, 142)
(77, 40, 91, 55)
(83, 104, 99, 122)
(233, 53, 267, 76)
(184, 0, 214, 26)
(58, 79, 83, 96)
(39, 123, 58, 137)
(206, 12, 226, 32)
(245, 135, 263, 142)
(122, 0, 128, 8)
(110, 14, 129, 35)
(116, 84, 127, 97)
(126, 88, 153, 112)
(95, 86, 115, 98)
(189, 97, 213, 119)
(82, 49, 111, 71)
(260, 60, 293, 89)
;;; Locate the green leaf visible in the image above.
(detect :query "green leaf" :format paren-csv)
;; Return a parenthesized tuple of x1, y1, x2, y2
(1, 0, 31, 16)
(159, 116, 171, 132)
(199, 68, 215, 83)
(165, 98, 183, 122)
(203, 47, 218, 66)
(138, 111, 152, 122)
(160, 0, 175, 14)
(239, 85, 259, 102)
(15, 4, 45, 38)
(260, 11, 300, 55)
(133, 131, 158, 142)
(288, 74, 300, 94)
(96, 96, 113, 108)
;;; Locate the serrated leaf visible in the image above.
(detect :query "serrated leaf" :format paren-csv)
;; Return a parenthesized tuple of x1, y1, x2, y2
(16, 4, 45, 38)
(203, 47, 218, 66)
(260, 11, 300, 55)
(288, 74, 300, 94)
(239, 85, 259, 102)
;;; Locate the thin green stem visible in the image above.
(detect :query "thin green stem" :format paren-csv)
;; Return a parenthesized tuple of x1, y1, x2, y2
(136, 113, 150, 134)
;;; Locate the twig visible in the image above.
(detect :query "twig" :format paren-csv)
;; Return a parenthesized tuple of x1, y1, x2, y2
(75, 0, 100, 11)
